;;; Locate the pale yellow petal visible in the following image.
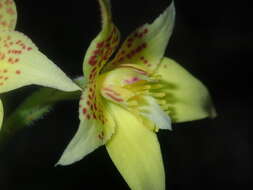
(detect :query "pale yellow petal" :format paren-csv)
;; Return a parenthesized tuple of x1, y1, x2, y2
(56, 89, 115, 165)
(105, 2, 175, 73)
(106, 102, 165, 190)
(0, 31, 80, 93)
(0, 0, 17, 30)
(56, 119, 104, 166)
(156, 57, 216, 123)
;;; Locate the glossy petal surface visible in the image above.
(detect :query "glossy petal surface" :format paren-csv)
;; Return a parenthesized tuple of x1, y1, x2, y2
(106, 2, 175, 73)
(156, 57, 216, 122)
(106, 103, 165, 190)
(83, 0, 120, 82)
(0, 31, 80, 93)
(0, 0, 17, 30)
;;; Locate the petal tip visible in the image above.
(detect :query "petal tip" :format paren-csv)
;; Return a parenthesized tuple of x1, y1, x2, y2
(209, 104, 218, 119)
(55, 152, 79, 166)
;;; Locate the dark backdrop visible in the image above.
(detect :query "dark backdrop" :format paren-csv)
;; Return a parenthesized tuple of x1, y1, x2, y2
(0, 0, 252, 189)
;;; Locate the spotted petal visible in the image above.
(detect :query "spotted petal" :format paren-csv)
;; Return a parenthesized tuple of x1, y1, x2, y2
(0, 0, 17, 30)
(106, 102, 165, 190)
(156, 57, 217, 123)
(0, 99, 3, 128)
(82, 0, 120, 83)
(105, 2, 175, 73)
(0, 31, 80, 93)
(57, 88, 115, 165)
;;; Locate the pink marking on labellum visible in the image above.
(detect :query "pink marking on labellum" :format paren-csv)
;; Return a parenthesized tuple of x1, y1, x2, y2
(105, 92, 123, 102)
(124, 76, 140, 84)
(118, 65, 147, 75)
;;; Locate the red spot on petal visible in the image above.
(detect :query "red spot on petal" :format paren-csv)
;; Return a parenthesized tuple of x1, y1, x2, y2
(127, 38, 133, 42)
(90, 55, 96, 60)
(94, 104, 97, 111)
(89, 59, 97, 66)
(93, 49, 100, 55)
(142, 43, 147, 48)
(136, 46, 142, 52)
(96, 41, 104, 48)
(127, 54, 132, 59)
(82, 108, 87, 114)
(105, 92, 123, 102)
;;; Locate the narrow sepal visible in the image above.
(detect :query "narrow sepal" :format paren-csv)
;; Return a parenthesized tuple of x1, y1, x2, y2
(82, 0, 120, 83)
(56, 89, 115, 165)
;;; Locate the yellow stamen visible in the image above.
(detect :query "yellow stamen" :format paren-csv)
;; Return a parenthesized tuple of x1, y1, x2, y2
(158, 100, 167, 105)
(127, 100, 139, 107)
(150, 84, 163, 89)
(150, 92, 166, 98)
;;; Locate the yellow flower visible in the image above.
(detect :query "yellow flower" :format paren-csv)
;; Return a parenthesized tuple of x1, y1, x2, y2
(0, 0, 80, 128)
(57, 0, 216, 190)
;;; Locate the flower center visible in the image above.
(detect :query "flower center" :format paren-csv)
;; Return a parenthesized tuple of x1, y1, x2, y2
(98, 64, 169, 110)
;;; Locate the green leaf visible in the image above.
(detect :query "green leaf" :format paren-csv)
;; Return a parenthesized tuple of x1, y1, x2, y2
(0, 77, 84, 147)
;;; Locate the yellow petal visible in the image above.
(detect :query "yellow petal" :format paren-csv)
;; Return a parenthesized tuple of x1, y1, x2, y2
(0, 0, 17, 30)
(56, 89, 115, 165)
(106, 102, 165, 190)
(0, 99, 3, 129)
(82, 0, 120, 82)
(0, 31, 80, 93)
(105, 2, 175, 73)
(156, 57, 217, 123)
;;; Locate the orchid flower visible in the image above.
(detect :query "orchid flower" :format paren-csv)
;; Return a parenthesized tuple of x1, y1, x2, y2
(0, 0, 80, 129)
(57, 0, 216, 189)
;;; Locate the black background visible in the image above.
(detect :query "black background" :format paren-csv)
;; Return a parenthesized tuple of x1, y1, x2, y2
(0, 0, 252, 189)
